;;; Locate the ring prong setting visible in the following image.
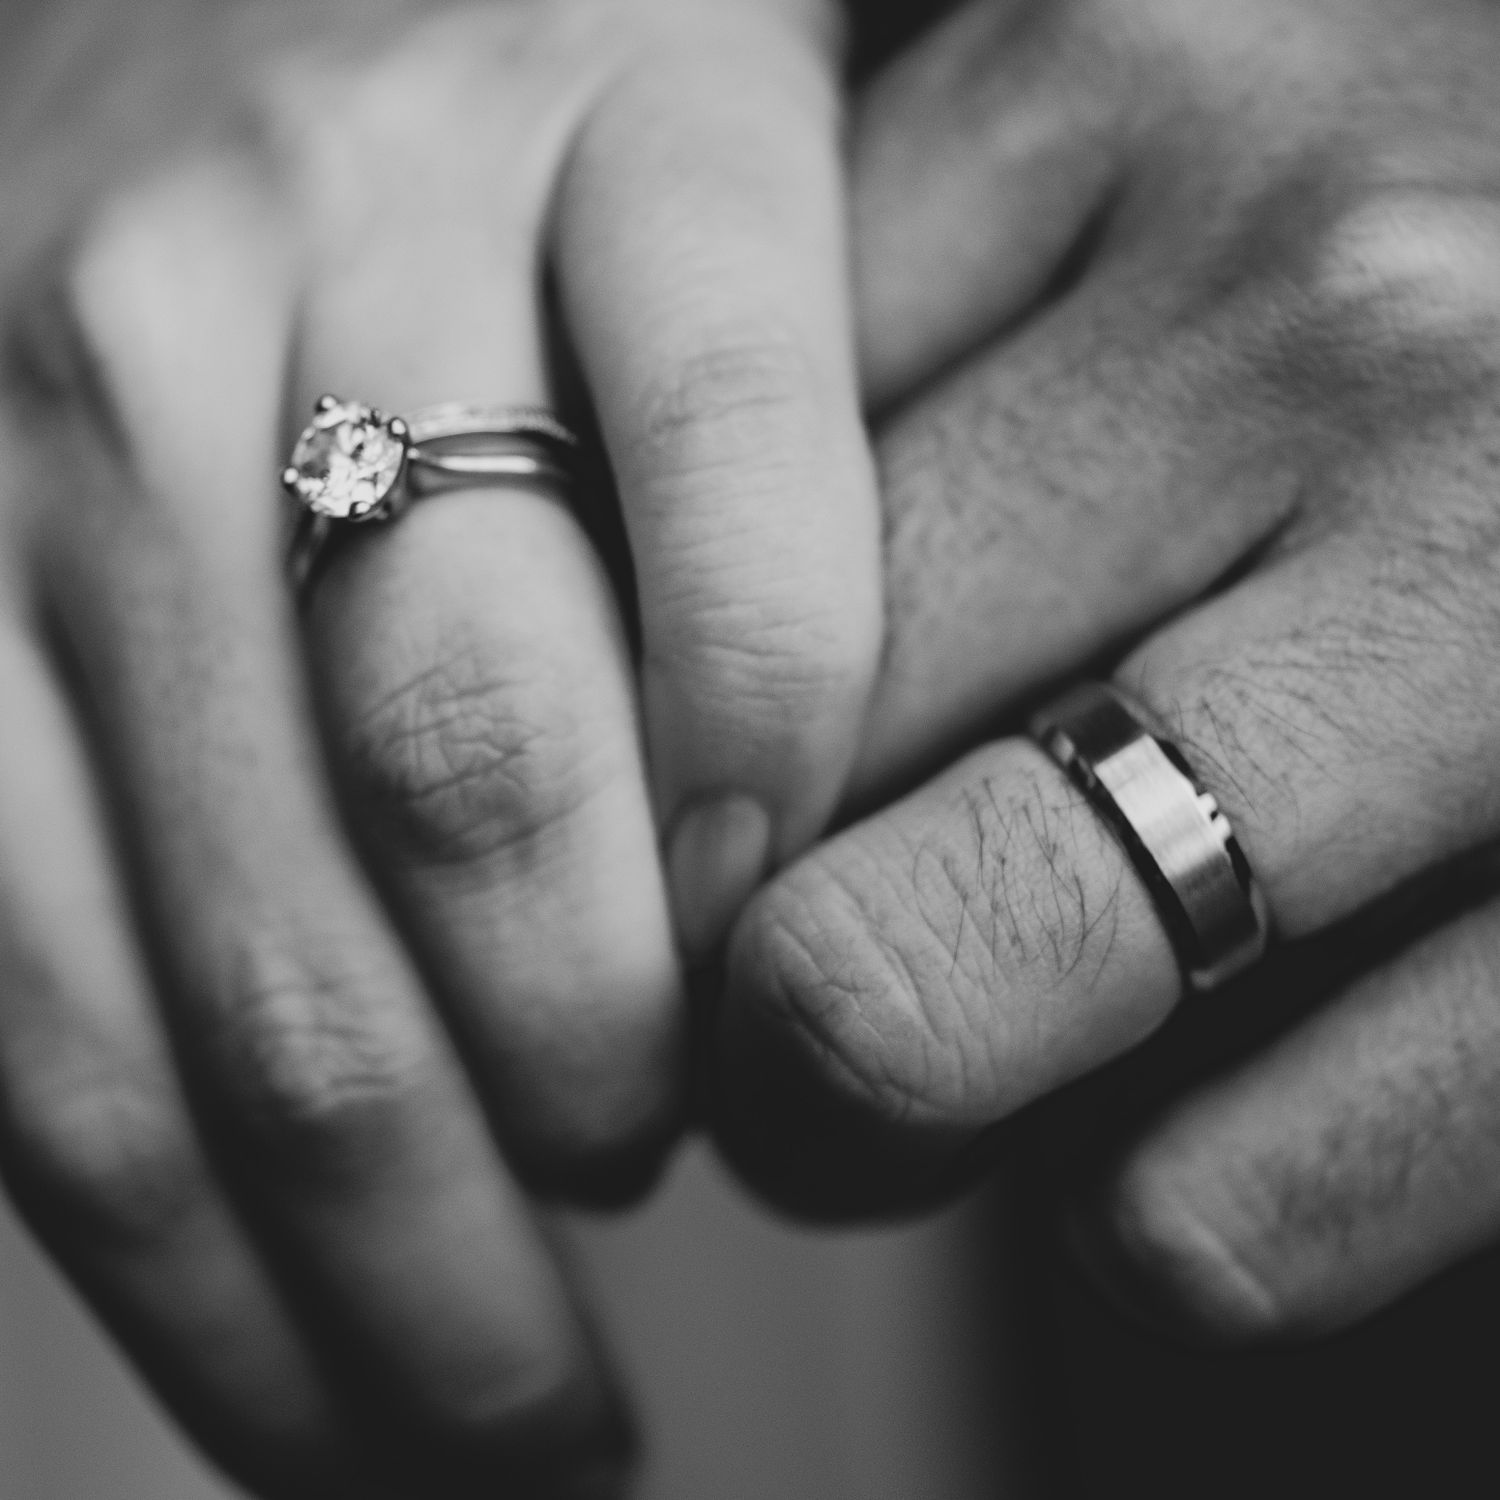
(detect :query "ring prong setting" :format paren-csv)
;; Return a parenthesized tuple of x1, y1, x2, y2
(283, 397, 407, 521)
(283, 398, 581, 591)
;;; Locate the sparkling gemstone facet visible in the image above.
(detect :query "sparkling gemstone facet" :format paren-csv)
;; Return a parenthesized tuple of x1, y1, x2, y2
(286, 401, 406, 519)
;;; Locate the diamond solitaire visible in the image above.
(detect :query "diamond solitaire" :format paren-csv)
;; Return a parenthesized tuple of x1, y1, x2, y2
(282, 397, 409, 521)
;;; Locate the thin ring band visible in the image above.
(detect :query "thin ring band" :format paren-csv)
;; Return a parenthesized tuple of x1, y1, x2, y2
(405, 401, 577, 493)
(1029, 682, 1271, 993)
(403, 401, 577, 449)
(281, 396, 579, 592)
(408, 450, 573, 491)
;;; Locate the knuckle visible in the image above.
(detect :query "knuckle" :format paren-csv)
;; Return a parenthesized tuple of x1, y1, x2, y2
(1248, 185, 1500, 416)
(206, 930, 431, 1173)
(1099, 1153, 1289, 1344)
(650, 586, 877, 751)
(1309, 189, 1500, 344)
(6, 157, 281, 524)
(60, 164, 257, 368)
(3, 1062, 200, 1250)
(341, 626, 610, 868)
(628, 333, 881, 752)
(412, 1330, 606, 1463)
(4, 228, 132, 463)
(1132, 597, 1474, 927)
(266, 7, 587, 232)
(627, 329, 823, 493)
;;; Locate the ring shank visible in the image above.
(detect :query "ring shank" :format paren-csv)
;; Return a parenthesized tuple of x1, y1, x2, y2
(403, 402, 578, 450)
(406, 447, 574, 495)
(1031, 683, 1270, 992)
(404, 400, 578, 497)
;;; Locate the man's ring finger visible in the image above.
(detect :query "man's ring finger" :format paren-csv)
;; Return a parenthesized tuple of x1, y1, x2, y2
(1030, 681, 1272, 993)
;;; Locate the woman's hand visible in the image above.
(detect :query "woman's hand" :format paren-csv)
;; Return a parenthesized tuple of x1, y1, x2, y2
(0, 0, 878, 1491)
(713, 0, 1500, 1343)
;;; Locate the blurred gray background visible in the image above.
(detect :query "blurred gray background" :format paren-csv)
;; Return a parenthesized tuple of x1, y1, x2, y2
(0, 1144, 1026, 1499)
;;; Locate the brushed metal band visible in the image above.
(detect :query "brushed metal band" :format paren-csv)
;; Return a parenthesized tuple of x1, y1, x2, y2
(1029, 682, 1271, 993)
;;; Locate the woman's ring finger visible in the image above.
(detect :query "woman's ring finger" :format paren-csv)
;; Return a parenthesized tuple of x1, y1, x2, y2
(282, 395, 580, 591)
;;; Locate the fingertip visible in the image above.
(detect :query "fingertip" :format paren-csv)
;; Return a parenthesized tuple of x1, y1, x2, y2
(1061, 1153, 1290, 1349)
(707, 885, 870, 1214)
(646, 562, 880, 958)
(666, 791, 773, 963)
(708, 873, 976, 1218)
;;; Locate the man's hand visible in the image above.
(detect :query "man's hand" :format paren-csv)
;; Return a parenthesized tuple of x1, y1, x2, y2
(713, 0, 1500, 1343)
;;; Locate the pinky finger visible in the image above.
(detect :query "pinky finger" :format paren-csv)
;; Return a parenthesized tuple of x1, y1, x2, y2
(1074, 887, 1500, 1344)
(0, 629, 374, 1496)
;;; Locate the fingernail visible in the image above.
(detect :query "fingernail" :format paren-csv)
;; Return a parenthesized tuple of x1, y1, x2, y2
(1060, 1189, 1189, 1339)
(667, 793, 772, 963)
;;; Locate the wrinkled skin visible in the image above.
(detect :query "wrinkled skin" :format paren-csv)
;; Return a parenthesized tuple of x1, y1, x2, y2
(716, 0, 1500, 1349)
(0, 0, 882, 1493)
(11, 0, 1500, 1489)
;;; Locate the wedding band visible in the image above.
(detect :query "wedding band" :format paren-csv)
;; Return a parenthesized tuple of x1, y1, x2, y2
(404, 401, 577, 494)
(281, 396, 579, 590)
(1030, 682, 1271, 993)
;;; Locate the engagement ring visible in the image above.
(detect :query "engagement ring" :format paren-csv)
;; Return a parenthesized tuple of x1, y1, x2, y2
(282, 396, 579, 590)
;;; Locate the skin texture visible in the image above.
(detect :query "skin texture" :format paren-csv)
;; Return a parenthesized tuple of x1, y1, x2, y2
(10, 0, 1500, 1487)
(713, 0, 1500, 1348)
(0, 0, 881, 1492)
